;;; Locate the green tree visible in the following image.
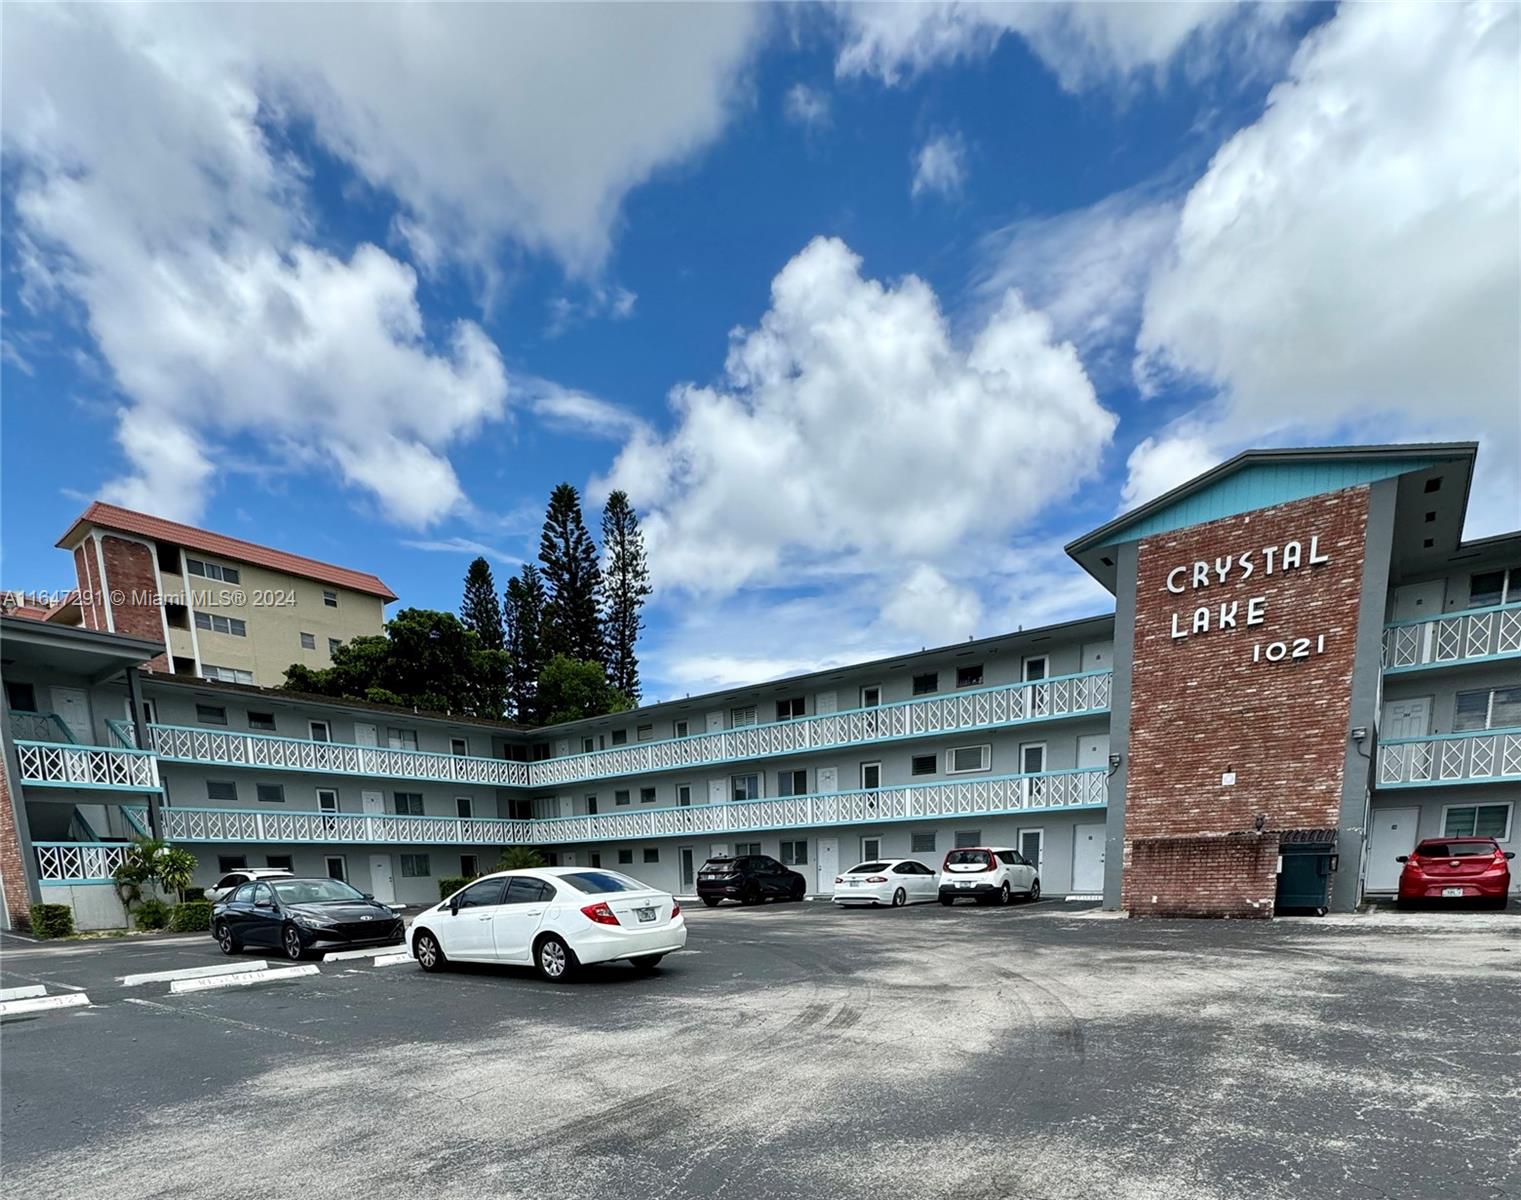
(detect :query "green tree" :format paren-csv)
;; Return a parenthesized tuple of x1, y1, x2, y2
(112, 838, 200, 914)
(535, 654, 633, 725)
(539, 483, 603, 663)
(496, 846, 547, 872)
(285, 608, 509, 718)
(460, 557, 505, 651)
(600, 490, 651, 701)
(504, 564, 547, 723)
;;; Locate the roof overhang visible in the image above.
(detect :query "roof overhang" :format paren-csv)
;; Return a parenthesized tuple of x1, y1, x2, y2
(0, 616, 164, 682)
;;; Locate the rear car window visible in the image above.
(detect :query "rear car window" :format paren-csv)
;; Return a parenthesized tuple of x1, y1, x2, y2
(945, 850, 991, 867)
(1416, 841, 1498, 858)
(849, 862, 888, 873)
(560, 871, 642, 894)
(700, 859, 737, 873)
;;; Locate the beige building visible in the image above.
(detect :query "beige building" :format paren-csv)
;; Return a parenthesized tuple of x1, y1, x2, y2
(52, 502, 395, 687)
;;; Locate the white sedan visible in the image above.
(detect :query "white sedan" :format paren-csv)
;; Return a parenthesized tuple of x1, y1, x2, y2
(832, 859, 941, 907)
(409, 867, 686, 982)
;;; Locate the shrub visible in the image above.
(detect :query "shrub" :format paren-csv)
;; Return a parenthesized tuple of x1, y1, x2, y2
(184, 887, 206, 902)
(28, 903, 74, 939)
(495, 847, 546, 872)
(133, 897, 173, 931)
(169, 900, 213, 933)
(437, 875, 476, 901)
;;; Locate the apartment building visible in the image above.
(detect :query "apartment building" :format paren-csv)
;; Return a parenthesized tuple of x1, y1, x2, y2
(2, 442, 1516, 929)
(51, 502, 396, 686)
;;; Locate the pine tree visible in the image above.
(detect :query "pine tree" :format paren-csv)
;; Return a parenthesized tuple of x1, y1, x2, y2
(600, 490, 651, 700)
(538, 483, 603, 663)
(459, 557, 505, 651)
(504, 564, 547, 723)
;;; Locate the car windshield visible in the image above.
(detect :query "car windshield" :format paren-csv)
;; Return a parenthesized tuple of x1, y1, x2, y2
(559, 870, 642, 894)
(848, 862, 888, 873)
(944, 850, 990, 867)
(1416, 842, 1498, 858)
(271, 879, 366, 904)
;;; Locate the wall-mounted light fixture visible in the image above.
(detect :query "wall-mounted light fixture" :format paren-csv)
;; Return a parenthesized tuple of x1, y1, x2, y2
(1107, 753, 1122, 770)
(1351, 727, 1368, 742)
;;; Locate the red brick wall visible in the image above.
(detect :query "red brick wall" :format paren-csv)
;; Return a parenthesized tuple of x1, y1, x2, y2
(98, 536, 169, 670)
(1123, 486, 1370, 915)
(74, 542, 105, 632)
(0, 754, 32, 930)
(1129, 833, 1281, 918)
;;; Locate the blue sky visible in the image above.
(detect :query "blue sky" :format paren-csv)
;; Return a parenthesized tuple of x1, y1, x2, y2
(3, 3, 1517, 698)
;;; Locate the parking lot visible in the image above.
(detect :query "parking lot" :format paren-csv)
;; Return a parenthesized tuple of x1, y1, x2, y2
(3, 900, 1519, 1200)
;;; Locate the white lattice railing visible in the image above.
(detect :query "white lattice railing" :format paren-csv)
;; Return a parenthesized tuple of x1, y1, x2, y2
(1378, 728, 1521, 787)
(14, 741, 161, 791)
(145, 724, 532, 788)
(1382, 603, 1521, 671)
(35, 841, 131, 882)
(137, 767, 1107, 847)
(532, 671, 1113, 788)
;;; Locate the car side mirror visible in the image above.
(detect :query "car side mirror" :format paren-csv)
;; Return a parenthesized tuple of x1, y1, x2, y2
(362, 893, 374, 900)
(1395, 856, 1409, 864)
(1505, 852, 1516, 860)
(255, 898, 273, 909)
(449, 897, 461, 915)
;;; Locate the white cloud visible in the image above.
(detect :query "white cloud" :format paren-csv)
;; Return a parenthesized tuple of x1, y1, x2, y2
(1120, 433, 1219, 508)
(1131, 1, 1521, 526)
(910, 132, 968, 200)
(401, 537, 521, 566)
(528, 384, 649, 442)
(835, 2, 1294, 91)
(783, 82, 832, 131)
(599, 236, 1116, 654)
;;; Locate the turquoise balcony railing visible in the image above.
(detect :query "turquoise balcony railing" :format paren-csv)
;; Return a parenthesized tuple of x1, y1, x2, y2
(1382, 602, 1521, 672)
(1377, 727, 1521, 787)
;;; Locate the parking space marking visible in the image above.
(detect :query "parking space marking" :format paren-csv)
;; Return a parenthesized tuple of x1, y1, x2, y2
(169, 964, 319, 994)
(323, 945, 407, 962)
(122, 997, 326, 1045)
(0, 984, 48, 1002)
(119, 962, 271, 988)
(1, 993, 91, 1017)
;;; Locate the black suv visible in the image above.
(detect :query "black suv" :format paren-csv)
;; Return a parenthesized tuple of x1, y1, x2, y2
(696, 855, 807, 906)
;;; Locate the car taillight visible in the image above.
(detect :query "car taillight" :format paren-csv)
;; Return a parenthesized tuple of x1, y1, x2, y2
(835, 876, 843, 884)
(581, 902, 620, 926)
(866, 876, 888, 883)
(671, 901, 681, 918)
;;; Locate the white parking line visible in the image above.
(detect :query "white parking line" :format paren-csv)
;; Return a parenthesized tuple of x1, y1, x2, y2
(0, 984, 48, 1002)
(322, 945, 407, 962)
(1, 993, 91, 1016)
(370, 952, 414, 967)
(119, 962, 271, 988)
(169, 965, 319, 994)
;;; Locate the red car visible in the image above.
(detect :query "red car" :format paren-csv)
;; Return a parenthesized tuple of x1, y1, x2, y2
(1396, 838, 1514, 909)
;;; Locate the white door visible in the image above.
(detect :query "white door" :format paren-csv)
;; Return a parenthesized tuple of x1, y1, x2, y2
(1072, 823, 1105, 893)
(710, 843, 731, 858)
(1381, 697, 1431, 740)
(816, 838, 839, 896)
(1392, 579, 1445, 622)
(51, 687, 92, 742)
(708, 779, 728, 805)
(1081, 642, 1113, 673)
(1366, 807, 1421, 892)
(354, 722, 378, 747)
(816, 766, 838, 794)
(705, 711, 725, 733)
(1077, 735, 1110, 771)
(815, 691, 838, 716)
(361, 790, 384, 816)
(368, 855, 396, 904)
(440, 880, 502, 959)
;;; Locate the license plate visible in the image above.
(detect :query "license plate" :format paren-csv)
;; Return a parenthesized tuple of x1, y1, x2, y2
(845, 880, 860, 887)
(1442, 887, 1465, 897)
(957, 881, 973, 888)
(635, 907, 657, 922)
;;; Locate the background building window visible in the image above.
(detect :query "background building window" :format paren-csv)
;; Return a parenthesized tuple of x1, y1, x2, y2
(194, 611, 246, 636)
(581, 737, 595, 754)
(248, 711, 276, 731)
(780, 840, 808, 865)
(325, 856, 347, 881)
(328, 638, 341, 655)
(611, 729, 628, 745)
(1469, 569, 1517, 608)
(956, 663, 983, 688)
(912, 672, 939, 696)
(954, 830, 983, 848)
(460, 854, 478, 878)
(947, 745, 991, 774)
(643, 848, 660, 863)
(640, 787, 657, 804)
(399, 854, 431, 878)
(618, 849, 634, 865)
(455, 796, 473, 818)
(777, 769, 807, 797)
(309, 720, 331, 742)
(1455, 688, 1521, 731)
(323, 590, 339, 607)
(1022, 656, 1049, 682)
(206, 780, 238, 802)
(775, 696, 805, 721)
(217, 855, 248, 873)
(196, 704, 227, 725)
(673, 719, 690, 738)
(266, 854, 294, 871)
(732, 774, 761, 801)
(615, 789, 631, 806)
(911, 831, 937, 853)
(911, 754, 936, 776)
(300, 631, 316, 650)
(451, 737, 468, 756)
(1443, 803, 1511, 840)
(730, 705, 758, 727)
(4, 681, 37, 712)
(202, 665, 254, 685)
(388, 727, 419, 750)
(637, 724, 654, 742)
(186, 558, 240, 584)
(734, 842, 761, 856)
(256, 783, 285, 804)
(394, 792, 424, 815)
(677, 784, 692, 806)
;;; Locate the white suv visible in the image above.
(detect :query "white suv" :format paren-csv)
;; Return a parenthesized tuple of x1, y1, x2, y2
(938, 847, 1039, 906)
(205, 867, 293, 904)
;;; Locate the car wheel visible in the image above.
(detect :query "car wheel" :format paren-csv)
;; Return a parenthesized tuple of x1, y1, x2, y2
(414, 930, 446, 972)
(630, 954, 665, 972)
(891, 887, 907, 908)
(999, 882, 1011, 906)
(939, 895, 954, 906)
(791, 882, 806, 901)
(280, 925, 306, 961)
(1486, 895, 1509, 910)
(1029, 879, 1041, 903)
(215, 921, 239, 955)
(701, 896, 721, 908)
(741, 884, 760, 906)
(535, 934, 577, 983)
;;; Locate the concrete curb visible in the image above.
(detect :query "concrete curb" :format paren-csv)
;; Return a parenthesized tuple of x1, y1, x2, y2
(169, 964, 319, 994)
(371, 952, 415, 966)
(0, 984, 48, 1002)
(323, 945, 408, 962)
(120, 962, 270, 988)
(1, 993, 91, 1016)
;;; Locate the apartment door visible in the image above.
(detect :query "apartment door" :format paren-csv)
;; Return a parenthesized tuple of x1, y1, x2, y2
(1071, 823, 1105, 893)
(816, 766, 838, 794)
(51, 687, 92, 742)
(318, 788, 339, 836)
(1381, 697, 1431, 740)
(679, 847, 696, 892)
(816, 838, 839, 897)
(815, 691, 838, 716)
(1018, 828, 1045, 874)
(354, 722, 379, 747)
(1392, 580, 1445, 622)
(361, 790, 384, 817)
(1365, 808, 1421, 893)
(705, 711, 725, 734)
(368, 855, 396, 904)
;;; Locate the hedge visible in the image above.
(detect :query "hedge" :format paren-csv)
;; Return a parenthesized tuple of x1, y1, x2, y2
(28, 903, 74, 939)
(133, 897, 172, 931)
(184, 886, 207, 902)
(170, 900, 213, 933)
(437, 875, 477, 901)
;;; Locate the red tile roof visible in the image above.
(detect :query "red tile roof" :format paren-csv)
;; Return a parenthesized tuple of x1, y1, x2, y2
(57, 502, 398, 601)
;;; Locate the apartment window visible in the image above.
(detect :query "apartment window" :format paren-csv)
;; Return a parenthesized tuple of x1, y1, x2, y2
(4, 682, 37, 712)
(300, 632, 316, 650)
(615, 789, 631, 806)
(459, 854, 478, 878)
(317, 789, 338, 816)
(455, 797, 473, 818)
(186, 558, 240, 584)
(585, 794, 599, 815)
(954, 830, 983, 848)
(618, 849, 634, 865)
(735, 843, 761, 856)
(323, 589, 338, 608)
(676, 784, 692, 807)
(394, 792, 424, 816)
(1442, 803, 1512, 841)
(636, 724, 654, 742)
(388, 727, 419, 750)
(860, 762, 882, 790)
(860, 685, 881, 708)
(777, 769, 808, 797)
(911, 831, 937, 854)
(1021, 743, 1047, 774)
(611, 729, 628, 746)
(956, 663, 984, 688)
(266, 855, 294, 871)
(861, 837, 882, 862)
(325, 856, 347, 882)
(451, 737, 469, 757)
(673, 719, 690, 739)
(640, 787, 657, 804)
(399, 854, 431, 878)
(328, 638, 341, 656)
(643, 848, 660, 864)
(256, 783, 285, 804)
(780, 840, 808, 866)
(309, 720, 331, 742)
(217, 855, 248, 873)
(732, 773, 761, 801)
(730, 705, 758, 728)
(911, 754, 937, 777)
(196, 704, 228, 725)
(1023, 656, 1049, 682)
(581, 737, 595, 754)
(248, 711, 276, 731)
(912, 672, 939, 696)
(194, 611, 247, 637)
(776, 696, 806, 721)
(202, 665, 254, 685)
(947, 744, 991, 775)
(1469, 569, 1517, 608)
(589, 854, 603, 869)
(206, 780, 238, 802)
(1455, 688, 1521, 731)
